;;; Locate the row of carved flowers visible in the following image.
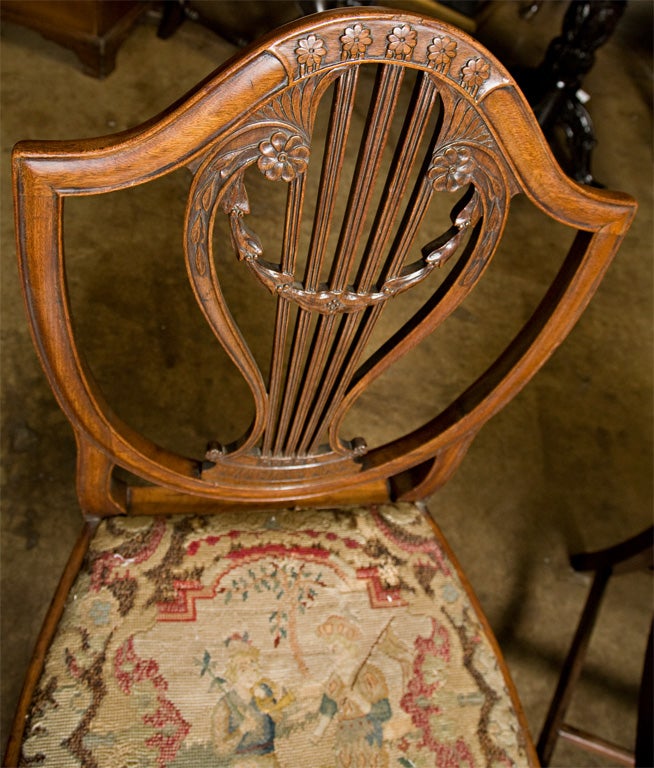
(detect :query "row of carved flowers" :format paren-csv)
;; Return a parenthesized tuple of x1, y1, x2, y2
(295, 24, 490, 95)
(257, 128, 475, 194)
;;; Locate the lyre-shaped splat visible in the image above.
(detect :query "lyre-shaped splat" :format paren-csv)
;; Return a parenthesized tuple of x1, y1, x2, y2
(185, 62, 511, 476)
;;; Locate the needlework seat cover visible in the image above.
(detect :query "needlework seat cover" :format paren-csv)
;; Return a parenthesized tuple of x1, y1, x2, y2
(21, 503, 529, 767)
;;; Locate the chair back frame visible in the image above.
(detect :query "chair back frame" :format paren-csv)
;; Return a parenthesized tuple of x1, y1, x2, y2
(12, 8, 637, 517)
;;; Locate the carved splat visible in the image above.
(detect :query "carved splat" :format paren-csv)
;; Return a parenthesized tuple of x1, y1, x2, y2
(184, 56, 511, 471)
(218, 182, 482, 316)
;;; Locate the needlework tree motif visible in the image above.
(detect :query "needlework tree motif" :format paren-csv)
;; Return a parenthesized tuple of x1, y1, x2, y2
(217, 557, 328, 675)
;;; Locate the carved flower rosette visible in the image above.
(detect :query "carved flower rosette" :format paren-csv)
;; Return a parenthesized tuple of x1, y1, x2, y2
(258, 132, 310, 182)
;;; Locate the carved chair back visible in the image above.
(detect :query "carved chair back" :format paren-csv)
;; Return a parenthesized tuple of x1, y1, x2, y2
(12, 9, 636, 517)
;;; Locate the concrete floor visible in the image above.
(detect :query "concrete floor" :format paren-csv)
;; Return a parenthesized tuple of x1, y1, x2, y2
(1, 2, 652, 765)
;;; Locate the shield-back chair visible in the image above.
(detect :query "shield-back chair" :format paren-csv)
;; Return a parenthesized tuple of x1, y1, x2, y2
(7, 8, 636, 767)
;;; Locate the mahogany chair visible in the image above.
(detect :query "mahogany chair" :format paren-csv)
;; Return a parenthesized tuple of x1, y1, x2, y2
(7, 8, 636, 767)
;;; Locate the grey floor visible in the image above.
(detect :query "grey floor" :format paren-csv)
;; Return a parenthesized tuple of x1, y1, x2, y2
(1, 2, 652, 766)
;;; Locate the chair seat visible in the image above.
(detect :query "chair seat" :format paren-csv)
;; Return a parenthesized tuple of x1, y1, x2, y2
(20, 503, 530, 766)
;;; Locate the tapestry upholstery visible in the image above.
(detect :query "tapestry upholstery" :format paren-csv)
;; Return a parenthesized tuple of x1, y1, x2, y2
(20, 503, 529, 767)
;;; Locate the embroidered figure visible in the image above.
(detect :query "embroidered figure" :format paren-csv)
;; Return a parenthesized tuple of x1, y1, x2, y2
(312, 616, 394, 765)
(210, 635, 293, 766)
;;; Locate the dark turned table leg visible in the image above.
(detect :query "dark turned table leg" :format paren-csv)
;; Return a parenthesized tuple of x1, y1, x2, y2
(520, 0, 626, 186)
(157, 0, 188, 40)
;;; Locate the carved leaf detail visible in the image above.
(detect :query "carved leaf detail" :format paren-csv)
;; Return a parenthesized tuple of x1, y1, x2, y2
(190, 214, 204, 245)
(267, 193, 480, 315)
(229, 211, 264, 262)
(277, 284, 387, 314)
(221, 172, 251, 217)
(438, 98, 493, 149)
(201, 181, 214, 212)
(421, 226, 467, 267)
(256, 75, 326, 136)
(453, 187, 484, 231)
(195, 243, 207, 277)
(462, 197, 500, 286)
(188, 188, 210, 276)
(247, 258, 294, 293)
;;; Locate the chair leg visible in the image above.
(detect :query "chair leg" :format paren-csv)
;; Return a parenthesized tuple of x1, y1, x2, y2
(536, 566, 611, 766)
(538, 527, 653, 766)
(635, 620, 653, 768)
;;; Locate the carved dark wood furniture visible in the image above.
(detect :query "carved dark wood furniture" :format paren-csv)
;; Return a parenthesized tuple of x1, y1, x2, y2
(520, 0, 627, 185)
(1, 0, 150, 78)
(156, 0, 477, 45)
(538, 527, 653, 767)
(8, 8, 636, 766)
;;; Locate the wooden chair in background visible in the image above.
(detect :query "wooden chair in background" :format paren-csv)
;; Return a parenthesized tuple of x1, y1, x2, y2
(7, 8, 636, 766)
(538, 527, 653, 767)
